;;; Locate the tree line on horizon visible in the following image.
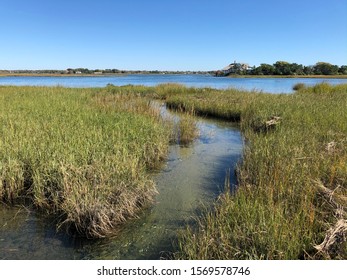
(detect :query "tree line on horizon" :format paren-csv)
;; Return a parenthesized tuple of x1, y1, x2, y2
(2, 61, 346, 76)
(0, 68, 211, 75)
(216, 61, 347, 76)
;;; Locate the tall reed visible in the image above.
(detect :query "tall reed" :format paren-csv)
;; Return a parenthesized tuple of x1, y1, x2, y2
(174, 83, 347, 259)
(0, 86, 171, 238)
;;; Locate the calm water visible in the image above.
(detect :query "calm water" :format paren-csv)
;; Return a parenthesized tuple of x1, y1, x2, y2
(1, 74, 346, 93)
(0, 105, 243, 259)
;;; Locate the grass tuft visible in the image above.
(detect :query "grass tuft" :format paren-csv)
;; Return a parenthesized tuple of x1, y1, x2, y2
(0, 86, 171, 238)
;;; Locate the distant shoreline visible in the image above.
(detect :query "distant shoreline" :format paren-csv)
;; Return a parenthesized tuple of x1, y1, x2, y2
(0, 71, 213, 77)
(0, 73, 127, 77)
(1, 72, 347, 79)
(224, 74, 347, 79)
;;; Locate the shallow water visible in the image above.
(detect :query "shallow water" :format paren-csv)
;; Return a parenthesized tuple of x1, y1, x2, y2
(0, 74, 346, 93)
(0, 106, 243, 260)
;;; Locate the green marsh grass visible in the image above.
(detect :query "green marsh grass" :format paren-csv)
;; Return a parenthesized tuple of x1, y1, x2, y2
(1, 83, 346, 259)
(171, 83, 347, 259)
(165, 86, 265, 122)
(170, 109, 199, 146)
(176, 111, 199, 145)
(0, 86, 171, 238)
(102, 84, 199, 145)
(292, 82, 306, 91)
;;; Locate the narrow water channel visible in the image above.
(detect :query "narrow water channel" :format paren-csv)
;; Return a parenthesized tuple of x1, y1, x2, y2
(0, 105, 243, 260)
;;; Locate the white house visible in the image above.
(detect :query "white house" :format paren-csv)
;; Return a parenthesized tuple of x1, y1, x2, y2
(221, 61, 252, 75)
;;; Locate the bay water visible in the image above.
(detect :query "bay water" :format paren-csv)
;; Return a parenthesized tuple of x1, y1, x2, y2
(1, 74, 346, 93)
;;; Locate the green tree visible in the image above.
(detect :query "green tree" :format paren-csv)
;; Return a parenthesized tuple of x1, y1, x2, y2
(252, 64, 275, 75)
(313, 62, 339, 75)
(303, 66, 314, 75)
(338, 65, 347, 75)
(273, 61, 292, 75)
(289, 63, 304, 75)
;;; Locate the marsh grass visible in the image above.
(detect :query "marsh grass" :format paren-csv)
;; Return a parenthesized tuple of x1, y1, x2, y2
(1, 82, 347, 258)
(172, 83, 347, 259)
(177, 111, 199, 145)
(0, 86, 171, 238)
(165, 86, 265, 121)
(292, 82, 306, 91)
(169, 109, 199, 146)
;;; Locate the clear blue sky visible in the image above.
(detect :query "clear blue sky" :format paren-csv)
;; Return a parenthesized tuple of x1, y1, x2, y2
(1, 0, 346, 70)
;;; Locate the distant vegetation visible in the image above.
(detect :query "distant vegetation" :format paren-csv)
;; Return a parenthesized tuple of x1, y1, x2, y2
(215, 61, 347, 76)
(0, 69, 213, 75)
(1, 61, 346, 77)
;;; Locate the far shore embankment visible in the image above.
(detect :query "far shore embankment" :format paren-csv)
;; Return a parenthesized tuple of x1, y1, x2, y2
(1, 72, 347, 79)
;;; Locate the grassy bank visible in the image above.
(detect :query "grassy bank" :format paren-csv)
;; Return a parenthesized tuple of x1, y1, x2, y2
(0, 85, 171, 238)
(1, 83, 346, 259)
(169, 83, 347, 259)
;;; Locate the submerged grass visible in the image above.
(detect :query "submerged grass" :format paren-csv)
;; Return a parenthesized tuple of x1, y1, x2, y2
(170, 83, 347, 259)
(0, 85, 171, 238)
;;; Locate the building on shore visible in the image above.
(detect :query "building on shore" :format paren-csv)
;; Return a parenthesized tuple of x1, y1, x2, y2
(220, 61, 253, 75)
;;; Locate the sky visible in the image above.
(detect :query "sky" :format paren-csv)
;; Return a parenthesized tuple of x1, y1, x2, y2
(0, 0, 346, 71)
